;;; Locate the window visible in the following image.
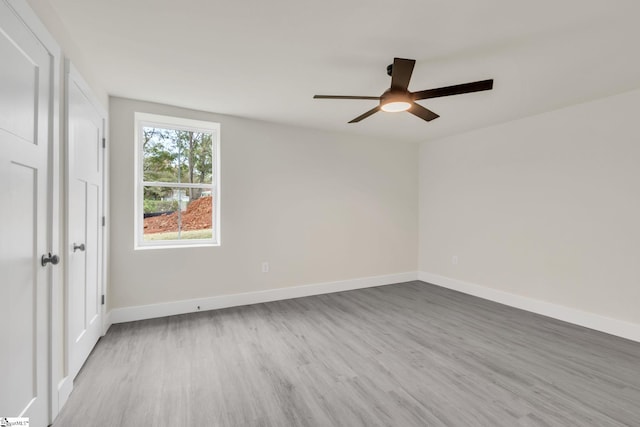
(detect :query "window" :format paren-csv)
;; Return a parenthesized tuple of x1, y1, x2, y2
(134, 113, 220, 248)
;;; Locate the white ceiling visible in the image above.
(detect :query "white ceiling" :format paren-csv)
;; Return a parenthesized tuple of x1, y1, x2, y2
(47, 0, 640, 142)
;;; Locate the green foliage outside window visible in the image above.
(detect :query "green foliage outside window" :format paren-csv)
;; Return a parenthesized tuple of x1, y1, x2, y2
(142, 127, 213, 205)
(143, 199, 179, 214)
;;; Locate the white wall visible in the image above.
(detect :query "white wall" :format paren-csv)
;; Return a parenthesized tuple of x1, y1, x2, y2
(419, 89, 640, 326)
(109, 97, 418, 310)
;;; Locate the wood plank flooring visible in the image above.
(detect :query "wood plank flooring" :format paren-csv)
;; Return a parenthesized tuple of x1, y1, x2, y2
(52, 281, 640, 426)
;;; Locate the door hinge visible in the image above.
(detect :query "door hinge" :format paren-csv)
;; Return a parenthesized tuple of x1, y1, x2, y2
(102, 216, 106, 226)
(101, 295, 105, 305)
(102, 137, 106, 148)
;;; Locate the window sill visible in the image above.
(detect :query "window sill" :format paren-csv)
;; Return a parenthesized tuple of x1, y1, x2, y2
(134, 242, 220, 251)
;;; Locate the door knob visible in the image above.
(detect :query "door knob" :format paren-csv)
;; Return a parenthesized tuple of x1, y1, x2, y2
(41, 253, 60, 266)
(73, 243, 85, 252)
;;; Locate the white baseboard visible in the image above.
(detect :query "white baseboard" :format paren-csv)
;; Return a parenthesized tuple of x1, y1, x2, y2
(103, 309, 112, 335)
(108, 271, 418, 325)
(419, 271, 640, 343)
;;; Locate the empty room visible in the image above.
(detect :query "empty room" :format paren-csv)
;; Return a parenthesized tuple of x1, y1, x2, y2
(1, 0, 639, 426)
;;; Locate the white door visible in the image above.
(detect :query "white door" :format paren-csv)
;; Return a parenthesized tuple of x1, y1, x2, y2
(0, 1, 54, 425)
(66, 64, 105, 380)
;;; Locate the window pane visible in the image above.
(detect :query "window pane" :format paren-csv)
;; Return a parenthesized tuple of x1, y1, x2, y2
(142, 186, 213, 241)
(143, 127, 213, 184)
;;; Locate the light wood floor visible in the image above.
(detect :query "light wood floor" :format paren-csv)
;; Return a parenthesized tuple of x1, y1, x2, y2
(53, 281, 640, 426)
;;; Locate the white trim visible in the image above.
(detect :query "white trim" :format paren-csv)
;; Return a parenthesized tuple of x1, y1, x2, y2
(66, 61, 108, 117)
(135, 112, 219, 132)
(103, 309, 113, 335)
(142, 181, 214, 189)
(102, 115, 110, 337)
(7, 0, 60, 51)
(48, 46, 62, 423)
(419, 271, 640, 343)
(57, 376, 73, 411)
(134, 242, 218, 250)
(108, 272, 419, 324)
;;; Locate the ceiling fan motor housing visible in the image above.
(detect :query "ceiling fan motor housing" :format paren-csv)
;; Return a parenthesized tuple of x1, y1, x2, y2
(381, 88, 411, 105)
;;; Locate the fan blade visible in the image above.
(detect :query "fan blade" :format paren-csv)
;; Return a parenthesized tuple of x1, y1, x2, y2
(314, 95, 380, 100)
(413, 79, 493, 100)
(348, 106, 380, 123)
(390, 58, 416, 91)
(408, 103, 439, 122)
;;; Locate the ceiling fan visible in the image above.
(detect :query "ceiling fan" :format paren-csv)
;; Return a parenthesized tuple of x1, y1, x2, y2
(314, 58, 493, 123)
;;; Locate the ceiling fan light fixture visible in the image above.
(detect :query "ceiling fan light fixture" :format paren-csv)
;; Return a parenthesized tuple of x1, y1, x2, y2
(381, 100, 411, 112)
(380, 90, 412, 112)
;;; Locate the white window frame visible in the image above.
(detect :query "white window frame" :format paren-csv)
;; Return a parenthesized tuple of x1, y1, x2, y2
(134, 112, 220, 249)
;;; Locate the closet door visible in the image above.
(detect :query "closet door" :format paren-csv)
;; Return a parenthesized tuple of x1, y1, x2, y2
(0, 0, 55, 425)
(66, 63, 106, 381)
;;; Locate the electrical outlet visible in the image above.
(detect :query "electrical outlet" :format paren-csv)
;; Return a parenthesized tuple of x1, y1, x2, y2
(452, 255, 458, 265)
(262, 262, 269, 273)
